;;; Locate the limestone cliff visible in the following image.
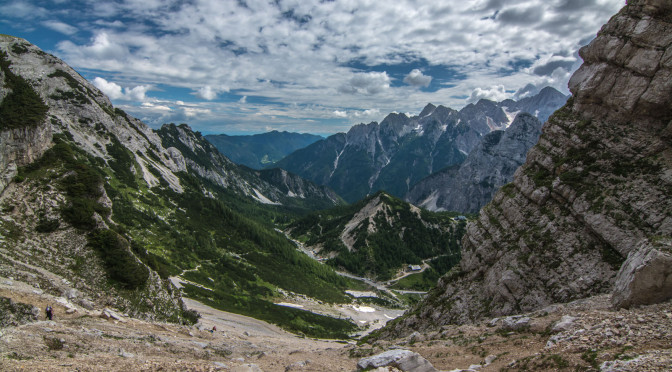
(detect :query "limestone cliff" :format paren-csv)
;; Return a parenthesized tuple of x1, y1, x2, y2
(381, 0, 672, 336)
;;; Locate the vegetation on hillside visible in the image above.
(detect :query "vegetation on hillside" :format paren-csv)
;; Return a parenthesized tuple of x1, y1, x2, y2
(17, 132, 361, 337)
(290, 191, 468, 281)
(0, 51, 48, 130)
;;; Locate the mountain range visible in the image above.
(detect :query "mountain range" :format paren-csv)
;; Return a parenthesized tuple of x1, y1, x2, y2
(205, 131, 322, 170)
(272, 87, 568, 203)
(406, 112, 544, 213)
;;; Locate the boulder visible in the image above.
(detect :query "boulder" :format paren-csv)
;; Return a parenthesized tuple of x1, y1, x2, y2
(500, 316, 530, 331)
(552, 315, 577, 333)
(357, 349, 438, 372)
(612, 244, 672, 309)
(100, 308, 126, 322)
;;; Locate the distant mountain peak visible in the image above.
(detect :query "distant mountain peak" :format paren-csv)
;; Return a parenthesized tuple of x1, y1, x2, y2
(418, 103, 437, 117)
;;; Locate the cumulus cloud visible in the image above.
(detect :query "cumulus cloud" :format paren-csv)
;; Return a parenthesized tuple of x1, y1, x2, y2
(339, 72, 390, 95)
(31, 0, 623, 133)
(42, 20, 77, 35)
(93, 77, 150, 101)
(531, 55, 577, 76)
(513, 83, 540, 100)
(467, 85, 511, 104)
(497, 5, 544, 25)
(239, 95, 247, 103)
(403, 69, 432, 88)
(196, 86, 218, 100)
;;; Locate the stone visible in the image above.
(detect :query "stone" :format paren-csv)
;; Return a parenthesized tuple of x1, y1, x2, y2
(232, 364, 263, 372)
(612, 245, 672, 309)
(119, 350, 135, 358)
(552, 315, 577, 333)
(79, 299, 95, 310)
(64, 288, 79, 300)
(500, 316, 530, 331)
(357, 349, 438, 372)
(100, 308, 126, 322)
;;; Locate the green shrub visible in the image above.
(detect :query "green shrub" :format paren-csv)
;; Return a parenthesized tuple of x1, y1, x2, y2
(35, 217, 60, 233)
(88, 229, 149, 289)
(0, 51, 48, 130)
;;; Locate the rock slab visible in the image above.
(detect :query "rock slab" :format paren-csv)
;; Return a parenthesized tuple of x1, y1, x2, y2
(357, 349, 438, 372)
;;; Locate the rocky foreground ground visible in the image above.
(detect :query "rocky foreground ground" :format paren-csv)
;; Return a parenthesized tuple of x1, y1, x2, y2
(1, 276, 670, 371)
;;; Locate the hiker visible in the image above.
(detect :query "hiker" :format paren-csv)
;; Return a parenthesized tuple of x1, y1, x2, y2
(46, 305, 53, 320)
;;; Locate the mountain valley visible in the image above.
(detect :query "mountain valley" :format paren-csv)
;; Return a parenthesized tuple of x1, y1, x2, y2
(206, 131, 323, 170)
(1, 0, 672, 370)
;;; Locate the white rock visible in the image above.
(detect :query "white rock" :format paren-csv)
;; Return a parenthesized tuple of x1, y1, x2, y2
(357, 349, 438, 372)
(552, 315, 577, 333)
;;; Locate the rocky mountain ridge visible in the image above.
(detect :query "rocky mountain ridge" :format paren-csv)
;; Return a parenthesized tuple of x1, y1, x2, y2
(0, 35, 338, 210)
(380, 0, 672, 337)
(157, 123, 342, 209)
(406, 112, 544, 213)
(273, 88, 567, 203)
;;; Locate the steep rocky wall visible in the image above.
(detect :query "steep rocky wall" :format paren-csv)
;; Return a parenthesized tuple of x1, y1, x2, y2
(0, 123, 52, 194)
(381, 0, 672, 337)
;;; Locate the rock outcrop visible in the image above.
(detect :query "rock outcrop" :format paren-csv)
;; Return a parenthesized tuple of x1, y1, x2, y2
(380, 0, 672, 336)
(406, 113, 543, 213)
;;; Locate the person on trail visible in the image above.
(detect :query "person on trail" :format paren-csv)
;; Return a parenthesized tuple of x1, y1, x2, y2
(46, 305, 53, 321)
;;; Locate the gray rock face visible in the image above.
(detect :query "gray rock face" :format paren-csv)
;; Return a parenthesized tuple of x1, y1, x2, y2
(357, 349, 438, 372)
(406, 113, 543, 213)
(379, 0, 672, 337)
(0, 123, 52, 193)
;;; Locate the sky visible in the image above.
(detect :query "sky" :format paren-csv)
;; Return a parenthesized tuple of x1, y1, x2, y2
(1, 0, 624, 135)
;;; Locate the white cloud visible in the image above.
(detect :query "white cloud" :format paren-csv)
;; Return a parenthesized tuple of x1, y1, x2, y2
(403, 69, 432, 87)
(93, 77, 123, 100)
(42, 20, 77, 35)
(466, 85, 511, 104)
(4, 1, 47, 18)
(196, 86, 218, 100)
(339, 72, 391, 95)
(44, 0, 624, 134)
(92, 77, 150, 102)
(239, 95, 247, 104)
